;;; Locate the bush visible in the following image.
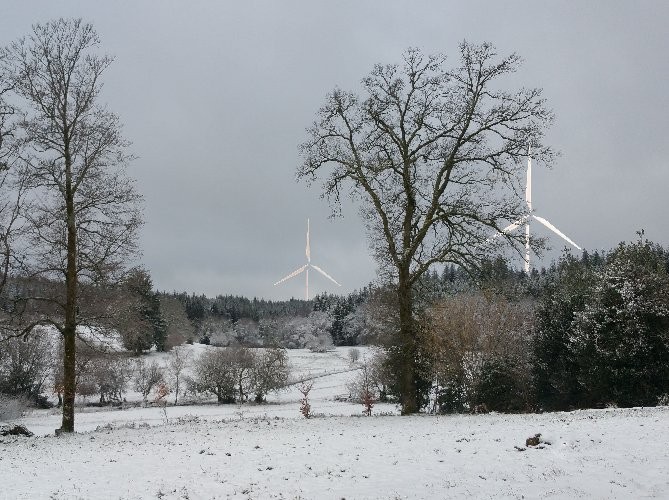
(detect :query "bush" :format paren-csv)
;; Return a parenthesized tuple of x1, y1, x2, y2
(76, 354, 132, 404)
(134, 358, 164, 403)
(251, 348, 289, 403)
(428, 293, 534, 414)
(0, 335, 53, 405)
(191, 349, 236, 403)
(191, 347, 245, 403)
(191, 347, 291, 404)
(569, 239, 669, 407)
(471, 358, 529, 413)
(533, 254, 596, 410)
(347, 350, 393, 404)
(435, 379, 466, 414)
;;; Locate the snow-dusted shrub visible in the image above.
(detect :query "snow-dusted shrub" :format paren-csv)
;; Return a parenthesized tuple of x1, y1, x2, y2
(435, 379, 466, 414)
(347, 351, 392, 404)
(298, 381, 313, 418)
(191, 348, 236, 403)
(251, 347, 289, 403)
(533, 253, 597, 411)
(159, 295, 195, 349)
(191, 347, 255, 403)
(271, 312, 334, 350)
(569, 238, 669, 408)
(134, 359, 164, 403)
(91, 355, 132, 404)
(347, 362, 376, 415)
(471, 358, 529, 413)
(347, 362, 376, 402)
(307, 333, 333, 353)
(0, 335, 53, 404)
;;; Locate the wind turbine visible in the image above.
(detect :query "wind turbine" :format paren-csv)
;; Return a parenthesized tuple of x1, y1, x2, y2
(502, 146, 581, 273)
(274, 219, 341, 299)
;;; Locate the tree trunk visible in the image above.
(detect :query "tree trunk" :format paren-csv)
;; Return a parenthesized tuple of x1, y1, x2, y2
(397, 270, 419, 414)
(60, 147, 78, 433)
(61, 327, 76, 432)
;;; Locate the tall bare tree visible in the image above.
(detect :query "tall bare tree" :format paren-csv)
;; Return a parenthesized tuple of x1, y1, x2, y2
(1, 19, 142, 432)
(299, 43, 553, 413)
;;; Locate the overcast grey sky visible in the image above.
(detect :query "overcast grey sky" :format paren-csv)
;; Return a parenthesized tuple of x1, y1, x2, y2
(2, 1, 668, 299)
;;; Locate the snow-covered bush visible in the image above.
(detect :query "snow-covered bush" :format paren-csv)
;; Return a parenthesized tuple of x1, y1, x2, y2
(298, 381, 313, 418)
(0, 335, 53, 406)
(347, 362, 376, 415)
(533, 253, 598, 410)
(191, 346, 290, 404)
(347, 350, 392, 404)
(133, 358, 164, 404)
(471, 358, 529, 413)
(90, 355, 132, 404)
(190, 348, 236, 403)
(569, 239, 669, 407)
(251, 347, 289, 403)
(268, 312, 334, 350)
(190, 347, 255, 403)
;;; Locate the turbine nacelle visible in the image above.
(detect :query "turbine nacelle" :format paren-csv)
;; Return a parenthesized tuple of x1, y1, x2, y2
(273, 218, 341, 299)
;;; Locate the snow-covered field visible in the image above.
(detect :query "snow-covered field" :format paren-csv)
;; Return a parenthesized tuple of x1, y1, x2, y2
(3, 346, 669, 499)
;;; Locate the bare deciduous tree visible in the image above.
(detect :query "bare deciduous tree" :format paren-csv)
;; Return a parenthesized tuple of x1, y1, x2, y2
(167, 346, 191, 405)
(299, 44, 552, 413)
(427, 292, 535, 412)
(1, 19, 142, 432)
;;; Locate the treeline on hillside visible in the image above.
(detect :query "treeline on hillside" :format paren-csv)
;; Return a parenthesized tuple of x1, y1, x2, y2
(2, 236, 668, 415)
(167, 288, 373, 349)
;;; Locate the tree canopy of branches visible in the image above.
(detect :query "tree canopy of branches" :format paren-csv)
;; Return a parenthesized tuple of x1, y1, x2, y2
(0, 19, 142, 432)
(299, 43, 553, 413)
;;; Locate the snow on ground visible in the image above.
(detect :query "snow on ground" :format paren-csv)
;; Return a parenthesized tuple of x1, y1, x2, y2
(3, 346, 669, 499)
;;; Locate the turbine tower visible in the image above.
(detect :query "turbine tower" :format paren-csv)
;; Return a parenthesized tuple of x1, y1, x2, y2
(502, 146, 581, 273)
(274, 219, 341, 299)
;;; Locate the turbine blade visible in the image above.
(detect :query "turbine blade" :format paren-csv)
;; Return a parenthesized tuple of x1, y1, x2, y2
(485, 216, 528, 245)
(532, 215, 582, 250)
(274, 264, 308, 286)
(306, 218, 311, 263)
(502, 218, 526, 234)
(310, 264, 341, 286)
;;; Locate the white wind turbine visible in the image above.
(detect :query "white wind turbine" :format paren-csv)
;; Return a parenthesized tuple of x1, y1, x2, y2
(273, 219, 341, 299)
(502, 146, 581, 273)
